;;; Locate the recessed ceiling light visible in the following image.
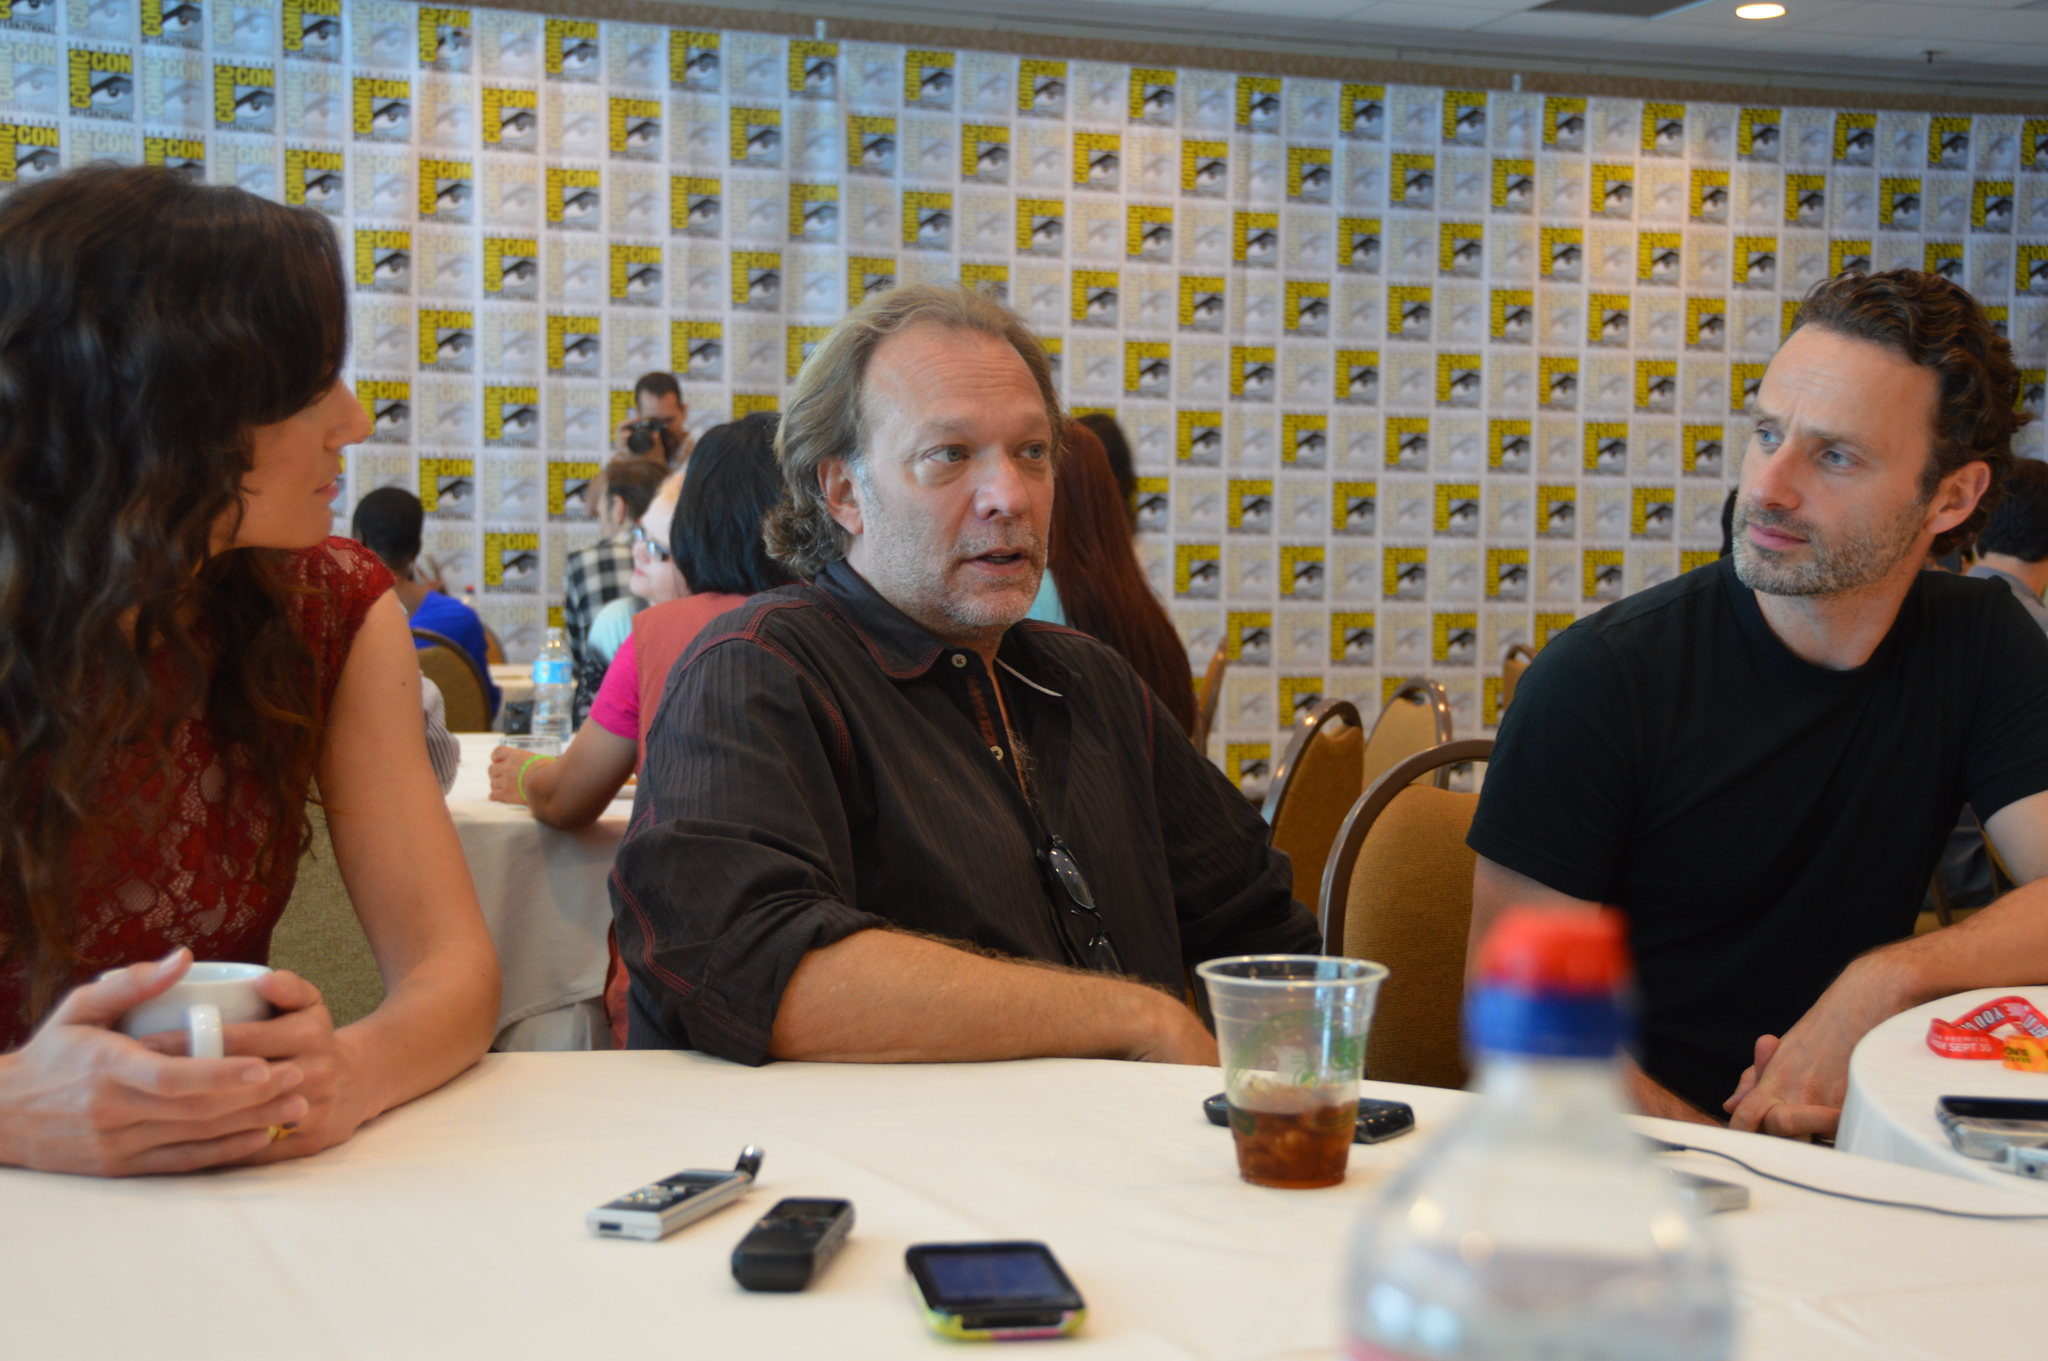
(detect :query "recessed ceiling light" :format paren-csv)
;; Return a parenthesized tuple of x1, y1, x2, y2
(1735, 3, 1786, 17)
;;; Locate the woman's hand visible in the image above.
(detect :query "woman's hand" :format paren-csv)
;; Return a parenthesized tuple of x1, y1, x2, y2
(214, 971, 380, 1164)
(0, 948, 308, 1177)
(486, 743, 546, 805)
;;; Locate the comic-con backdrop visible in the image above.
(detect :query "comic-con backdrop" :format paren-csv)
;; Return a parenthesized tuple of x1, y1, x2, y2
(2, 1, 2044, 789)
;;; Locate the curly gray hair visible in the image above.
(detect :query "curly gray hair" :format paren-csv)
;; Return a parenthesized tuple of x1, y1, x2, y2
(763, 283, 1063, 579)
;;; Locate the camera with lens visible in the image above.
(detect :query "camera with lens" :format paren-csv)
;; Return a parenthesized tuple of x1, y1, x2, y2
(624, 417, 669, 456)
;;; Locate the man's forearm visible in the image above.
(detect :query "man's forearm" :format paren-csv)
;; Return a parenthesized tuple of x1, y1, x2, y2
(1622, 1056, 1719, 1125)
(1865, 877, 2048, 1008)
(767, 929, 1215, 1064)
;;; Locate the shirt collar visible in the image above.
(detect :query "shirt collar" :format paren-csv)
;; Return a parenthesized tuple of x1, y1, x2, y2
(812, 559, 1070, 690)
(812, 560, 952, 678)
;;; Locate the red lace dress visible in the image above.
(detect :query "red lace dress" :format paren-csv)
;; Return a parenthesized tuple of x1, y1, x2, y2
(0, 538, 393, 1052)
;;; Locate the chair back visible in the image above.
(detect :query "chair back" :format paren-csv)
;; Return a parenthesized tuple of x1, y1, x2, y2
(482, 622, 507, 666)
(269, 799, 386, 1029)
(1361, 678, 1454, 792)
(1261, 699, 1365, 906)
(1501, 644, 1535, 712)
(414, 628, 490, 732)
(1191, 640, 1228, 752)
(1321, 738, 1494, 1090)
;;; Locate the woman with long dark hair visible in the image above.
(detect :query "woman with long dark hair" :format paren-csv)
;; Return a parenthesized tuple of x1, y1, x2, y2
(1046, 422, 1198, 736)
(0, 167, 499, 1176)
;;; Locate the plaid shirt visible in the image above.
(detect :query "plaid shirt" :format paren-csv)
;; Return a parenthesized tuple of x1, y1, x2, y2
(563, 530, 636, 723)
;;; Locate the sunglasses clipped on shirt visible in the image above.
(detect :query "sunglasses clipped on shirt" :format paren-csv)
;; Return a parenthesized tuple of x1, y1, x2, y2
(632, 523, 672, 562)
(1036, 835, 1123, 975)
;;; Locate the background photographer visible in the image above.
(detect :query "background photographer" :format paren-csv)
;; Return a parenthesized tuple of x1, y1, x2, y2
(613, 372, 691, 467)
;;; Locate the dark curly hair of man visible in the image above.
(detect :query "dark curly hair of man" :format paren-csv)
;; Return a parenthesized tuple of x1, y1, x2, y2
(1790, 268, 2031, 557)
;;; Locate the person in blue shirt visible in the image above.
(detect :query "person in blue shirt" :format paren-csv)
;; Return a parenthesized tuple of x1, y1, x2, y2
(352, 487, 500, 719)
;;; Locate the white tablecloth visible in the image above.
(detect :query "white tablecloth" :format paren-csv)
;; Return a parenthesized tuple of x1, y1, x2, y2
(446, 733, 624, 1050)
(7, 1052, 2045, 1360)
(1839, 985, 2048, 1194)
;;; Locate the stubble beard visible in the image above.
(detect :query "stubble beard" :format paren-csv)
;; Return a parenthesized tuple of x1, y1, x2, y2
(1730, 493, 1929, 598)
(857, 487, 1046, 649)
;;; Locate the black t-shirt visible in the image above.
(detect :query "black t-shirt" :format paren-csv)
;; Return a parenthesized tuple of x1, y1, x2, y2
(1469, 557, 2048, 1115)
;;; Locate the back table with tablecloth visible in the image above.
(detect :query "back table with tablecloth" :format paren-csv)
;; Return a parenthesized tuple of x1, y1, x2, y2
(275, 732, 623, 1051)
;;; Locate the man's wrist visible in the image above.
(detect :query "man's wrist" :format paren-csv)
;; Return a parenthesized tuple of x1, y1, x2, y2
(1103, 977, 1201, 1060)
(1083, 975, 1162, 1060)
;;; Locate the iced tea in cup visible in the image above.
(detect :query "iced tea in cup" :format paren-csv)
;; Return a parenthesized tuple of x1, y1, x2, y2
(1195, 955, 1388, 1188)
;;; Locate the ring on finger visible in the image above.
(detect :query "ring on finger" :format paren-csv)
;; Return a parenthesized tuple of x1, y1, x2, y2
(266, 1125, 294, 1144)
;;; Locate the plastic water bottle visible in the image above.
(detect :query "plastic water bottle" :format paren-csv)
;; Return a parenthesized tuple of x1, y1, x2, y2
(1344, 908, 1734, 1361)
(530, 626, 573, 749)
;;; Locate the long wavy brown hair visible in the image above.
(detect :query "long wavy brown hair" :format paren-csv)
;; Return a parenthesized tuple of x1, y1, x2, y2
(0, 166, 349, 1019)
(1049, 423, 1197, 736)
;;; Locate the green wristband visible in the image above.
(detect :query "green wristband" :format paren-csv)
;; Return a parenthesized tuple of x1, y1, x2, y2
(517, 753, 554, 804)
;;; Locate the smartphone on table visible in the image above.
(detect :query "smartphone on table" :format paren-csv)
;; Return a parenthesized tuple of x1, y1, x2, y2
(1935, 1096, 2048, 1161)
(1203, 1092, 1415, 1143)
(906, 1241, 1086, 1340)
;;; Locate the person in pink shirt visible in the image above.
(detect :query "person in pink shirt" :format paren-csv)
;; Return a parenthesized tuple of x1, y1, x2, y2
(488, 413, 788, 827)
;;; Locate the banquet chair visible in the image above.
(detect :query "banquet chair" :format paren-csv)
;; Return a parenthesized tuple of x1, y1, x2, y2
(1926, 810, 2009, 931)
(414, 628, 491, 732)
(1321, 737, 1495, 1090)
(1191, 640, 1229, 753)
(1925, 870, 1954, 931)
(1261, 699, 1365, 907)
(1362, 678, 1455, 793)
(1986, 831, 2018, 899)
(482, 621, 506, 666)
(1500, 644, 1536, 713)
(269, 799, 387, 1029)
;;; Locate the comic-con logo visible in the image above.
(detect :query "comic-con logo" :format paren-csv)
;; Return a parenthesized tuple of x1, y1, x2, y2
(68, 48, 134, 121)
(213, 63, 274, 133)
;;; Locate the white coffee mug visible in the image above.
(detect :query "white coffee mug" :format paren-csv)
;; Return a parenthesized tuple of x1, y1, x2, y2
(107, 961, 275, 1060)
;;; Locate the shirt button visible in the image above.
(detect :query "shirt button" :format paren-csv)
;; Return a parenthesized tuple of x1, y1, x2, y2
(990, 746, 1004, 760)
(951, 654, 967, 668)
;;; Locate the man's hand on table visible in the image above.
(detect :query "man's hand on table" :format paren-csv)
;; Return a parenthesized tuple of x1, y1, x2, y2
(1723, 1035, 1841, 1138)
(0, 950, 308, 1176)
(1724, 952, 1912, 1138)
(1122, 989, 1220, 1066)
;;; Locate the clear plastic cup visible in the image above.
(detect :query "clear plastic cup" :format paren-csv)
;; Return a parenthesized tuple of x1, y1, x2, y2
(1195, 955, 1389, 1188)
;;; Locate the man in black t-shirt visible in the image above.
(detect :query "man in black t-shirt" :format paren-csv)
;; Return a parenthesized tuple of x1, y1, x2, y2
(1469, 269, 2045, 1138)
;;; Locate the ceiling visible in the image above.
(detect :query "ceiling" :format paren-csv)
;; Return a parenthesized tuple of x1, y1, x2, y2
(715, 0, 2048, 98)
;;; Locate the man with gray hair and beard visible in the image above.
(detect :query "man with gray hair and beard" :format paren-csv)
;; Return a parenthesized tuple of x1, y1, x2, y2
(610, 284, 1316, 1065)
(1469, 269, 2048, 1139)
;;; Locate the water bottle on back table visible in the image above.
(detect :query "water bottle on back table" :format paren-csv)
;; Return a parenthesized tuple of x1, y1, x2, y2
(1345, 907, 1734, 1361)
(530, 626, 573, 750)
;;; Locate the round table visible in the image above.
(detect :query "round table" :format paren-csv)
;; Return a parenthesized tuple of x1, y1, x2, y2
(445, 732, 629, 1050)
(1839, 986, 2048, 1194)
(5, 1054, 2044, 1360)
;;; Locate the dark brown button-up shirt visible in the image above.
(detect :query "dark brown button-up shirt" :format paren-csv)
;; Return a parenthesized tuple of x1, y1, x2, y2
(611, 560, 1317, 1063)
